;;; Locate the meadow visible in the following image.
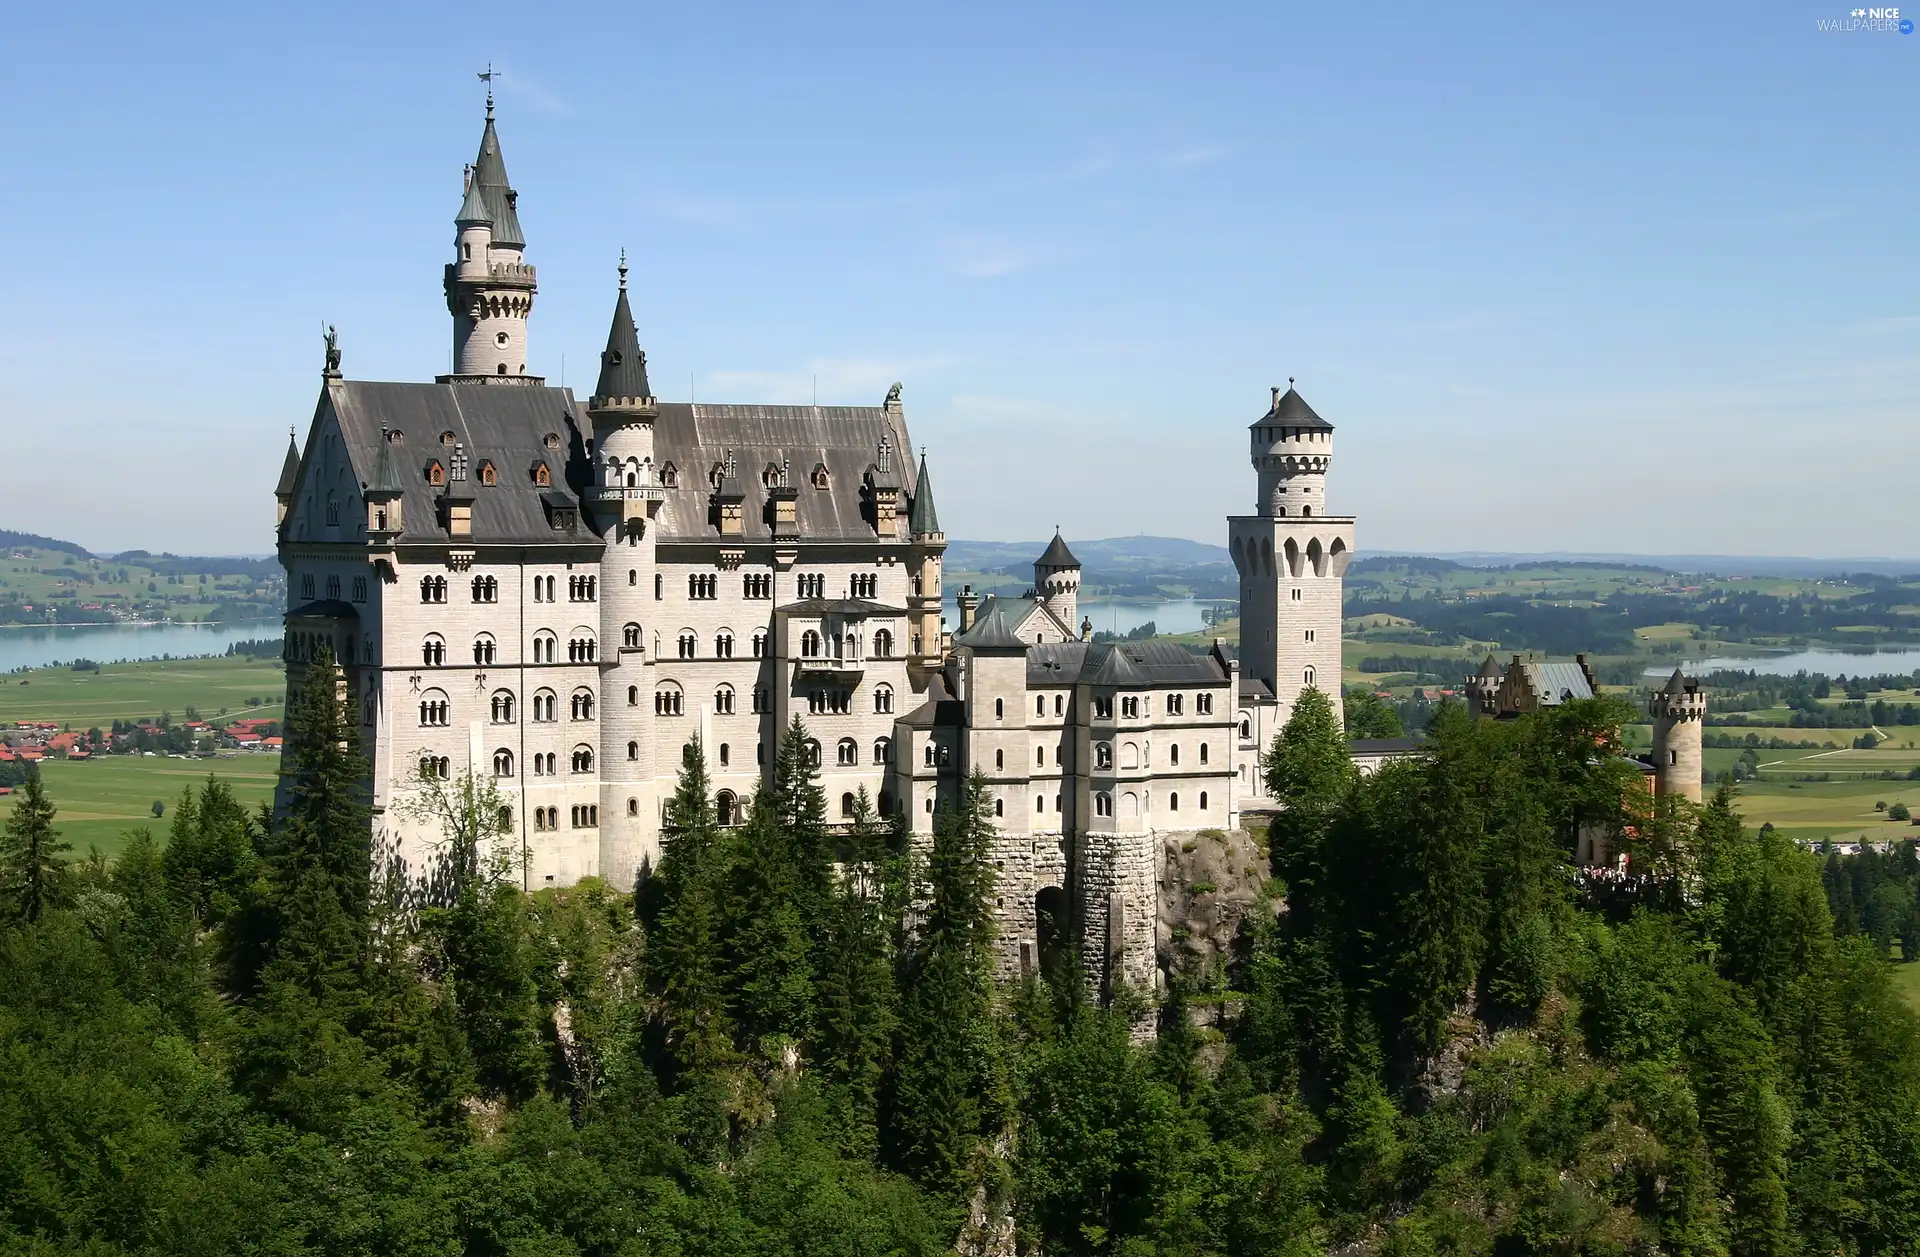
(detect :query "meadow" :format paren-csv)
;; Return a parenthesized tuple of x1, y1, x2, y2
(3, 753, 281, 859)
(0, 656, 284, 728)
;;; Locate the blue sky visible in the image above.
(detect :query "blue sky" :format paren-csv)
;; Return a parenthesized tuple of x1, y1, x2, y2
(1, 1, 1914, 557)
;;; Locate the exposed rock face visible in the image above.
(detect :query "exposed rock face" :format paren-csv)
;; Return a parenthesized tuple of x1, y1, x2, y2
(1156, 825, 1271, 987)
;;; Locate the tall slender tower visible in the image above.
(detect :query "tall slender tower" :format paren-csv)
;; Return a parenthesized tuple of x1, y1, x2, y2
(588, 255, 665, 888)
(1226, 383, 1354, 727)
(441, 90, 541, 384)
(1648, 667, 1706, 804)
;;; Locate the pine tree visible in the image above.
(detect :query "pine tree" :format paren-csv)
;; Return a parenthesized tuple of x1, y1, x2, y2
(1262, 686, 1356, 926)
(0, 770, 69, 923)
(651, 739, 734, 1075)
(891, 771, 998, 1194)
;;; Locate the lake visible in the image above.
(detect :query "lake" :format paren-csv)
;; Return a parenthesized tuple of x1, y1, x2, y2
(1648, 647, 1920, 679)
(946, 592, 1232, 639)
(0, 619, 282, 673)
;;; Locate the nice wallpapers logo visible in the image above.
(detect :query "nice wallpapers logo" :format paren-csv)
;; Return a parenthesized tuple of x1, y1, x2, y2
(1817, 6, 1915, 31)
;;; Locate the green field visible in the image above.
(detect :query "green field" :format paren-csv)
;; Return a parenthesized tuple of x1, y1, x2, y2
(2, 754, 281, 859)
(0, 656, 285, 728)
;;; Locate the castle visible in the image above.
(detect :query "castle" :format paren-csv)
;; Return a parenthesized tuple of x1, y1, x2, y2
(274, 98, 1355, 992)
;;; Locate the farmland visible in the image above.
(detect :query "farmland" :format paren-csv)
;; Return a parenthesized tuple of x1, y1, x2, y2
(2, 753, 281, 859)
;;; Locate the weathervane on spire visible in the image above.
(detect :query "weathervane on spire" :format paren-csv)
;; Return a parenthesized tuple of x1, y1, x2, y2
(478, 63, 497, 117)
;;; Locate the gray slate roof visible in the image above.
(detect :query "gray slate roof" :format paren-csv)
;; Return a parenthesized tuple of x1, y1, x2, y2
(322, 380, 586, 546)
(1035, 530, 1079, 570)
(907, 451, 940, 535)
(1254, 385, 1332, 432)
(1025, 640, 1228, 687)
(1524, 661, 1595, 705)
(646, 403, 916, 544)
(467, 110, 524, 247)
(955, 599, 1029, 651)
(592, 278, 654, 403)
(275, 436, 301, 497)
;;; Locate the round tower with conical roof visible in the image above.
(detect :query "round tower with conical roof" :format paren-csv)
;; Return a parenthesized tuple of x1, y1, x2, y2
(1648, 668, 1706, 803)
(1033, 530, 1081, 634)
(588, 254, 665, 888)
(442, 91, 540, 384)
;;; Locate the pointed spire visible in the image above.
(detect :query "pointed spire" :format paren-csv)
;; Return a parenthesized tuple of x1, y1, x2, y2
(590, 254, 656, 411)
(275, 431, 301, 498)
(465, 97, 523, 246)
(908, 449, 941, 535)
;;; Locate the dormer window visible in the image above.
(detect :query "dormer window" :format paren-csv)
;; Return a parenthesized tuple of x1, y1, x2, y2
(478, 460, 497, 486)
(425, 461, 446, 487)
(531, 463, 551, 488)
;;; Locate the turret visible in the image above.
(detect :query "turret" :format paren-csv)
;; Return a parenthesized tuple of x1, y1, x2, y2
(274, 430, 301, 528)
(589, 255, 666, 891)
(440, 91, 541, 384)
(907, 450, 946, 666)
(1648, 667, 1706, 804)
(1251, 380, 1333, 519)
(1033, 530, 1081, 634)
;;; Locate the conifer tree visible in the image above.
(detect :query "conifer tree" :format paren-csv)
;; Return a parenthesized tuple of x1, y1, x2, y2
(652, 739, 734, 1074)
(891, 771, 998, 1194)
(0, 770, 69, 923)
(1262, 686, 1356, 924)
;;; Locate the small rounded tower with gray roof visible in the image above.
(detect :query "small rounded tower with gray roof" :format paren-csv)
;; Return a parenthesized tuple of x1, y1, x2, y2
(1648, 668, 1706, 804)
(1034, 530, 1081, 635)
(443, 92, 540, 383)
(589, 255, 665, 888)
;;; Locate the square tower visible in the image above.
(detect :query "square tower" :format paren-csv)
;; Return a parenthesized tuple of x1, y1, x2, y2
(1227, 384, 1353, 728)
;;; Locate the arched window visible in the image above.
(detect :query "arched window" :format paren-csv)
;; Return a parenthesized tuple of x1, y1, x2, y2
(874, 684, 893, 714)
(418, 688, 449, 727)
(1096, 742, 1112, 769)
(801, 630, 822, 658)
(837, 738, 858, 766)
(623, 623, 641, 648)
(493, 749, 514, 778)
(421, 634, 445, 666)
(873, 737, 891, 765)
(873, 628, 893, 658)
(571, 745, 594, 774)
(715, 631, 734, 658)
(571, 688, 595, 720)
(1095, 792, 1113, 818)
(489, 690, 515, 723)
(472, 633, 496, 666)
(715, 685, 735, 715)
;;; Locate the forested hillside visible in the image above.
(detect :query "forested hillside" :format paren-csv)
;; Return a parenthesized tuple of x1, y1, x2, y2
(1, 653, 1917, 1255)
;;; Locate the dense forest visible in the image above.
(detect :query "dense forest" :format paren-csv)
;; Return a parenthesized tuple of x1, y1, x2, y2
(2, 650, 1919, 1255)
